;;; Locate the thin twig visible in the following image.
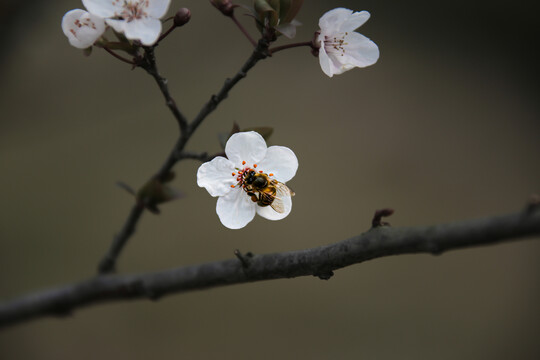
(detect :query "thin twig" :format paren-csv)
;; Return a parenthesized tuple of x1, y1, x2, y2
(98, 203, 145, 274)
(231, 14, 257, 47)
(138, 47, 189, 132)
(2, 208, 539, 329)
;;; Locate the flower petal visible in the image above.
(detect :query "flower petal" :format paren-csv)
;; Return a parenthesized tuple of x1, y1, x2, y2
(256, 194, 292, 221)
(197, 156, 236, 197)
(82, 0, 121, 18)
(146, 0, 171, 19)
(257, 146, 298, 183)
(275, 22, 298, 39)
(62, 9, 106, 49)
(217, 189, 256, 229)
(341, 32, 380, 68)
(338, 10, 370, 32)
(225, 131, 267, 167)
(122, 17, 162, 45)
(105, 18, 125, 33)
(317, 41, 335, 77)
(319, 8, 353, 34)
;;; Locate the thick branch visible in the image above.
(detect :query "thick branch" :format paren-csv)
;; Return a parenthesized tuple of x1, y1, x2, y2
(2, 208, 539, 329)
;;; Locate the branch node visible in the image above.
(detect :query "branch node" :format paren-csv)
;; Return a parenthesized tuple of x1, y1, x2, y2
(372, 208, 395, 228)
(425, 241, 443, 256)
(145, 289, 163, 301)
(525, 194, 540, 215)
(234, 249, 253, 269)
(314, 269, 334, 280)
(98, 256, 115, 274)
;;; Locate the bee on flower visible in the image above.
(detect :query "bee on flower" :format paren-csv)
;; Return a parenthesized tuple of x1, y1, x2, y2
(197, 131, 298, 229)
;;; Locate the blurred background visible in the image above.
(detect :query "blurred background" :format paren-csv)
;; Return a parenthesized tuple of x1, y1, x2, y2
(1, 0, 539, 359)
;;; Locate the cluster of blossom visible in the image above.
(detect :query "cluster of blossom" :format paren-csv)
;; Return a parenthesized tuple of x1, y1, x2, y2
(61, 2, 380, 229)
(62, 0, 171, 48)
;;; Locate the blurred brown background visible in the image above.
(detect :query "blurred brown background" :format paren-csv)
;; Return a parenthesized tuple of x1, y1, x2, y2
(1, 0, 539, 359)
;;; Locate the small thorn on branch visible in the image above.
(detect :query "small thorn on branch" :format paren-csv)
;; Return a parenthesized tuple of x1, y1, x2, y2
(525, 194, 540, 215)
(234, 249, 253, 268)
(116, 181, 136, 196)
(372, 208, 395, 228)
(314, 269, 334, 280)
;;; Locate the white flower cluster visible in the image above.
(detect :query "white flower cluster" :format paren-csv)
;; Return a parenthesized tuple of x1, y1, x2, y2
(62, 0, 171, 49)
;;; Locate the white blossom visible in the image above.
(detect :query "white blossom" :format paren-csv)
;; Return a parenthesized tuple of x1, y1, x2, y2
(82, 0, 171, 45)
(62, 9, 106, 49)
(197, 132, 298, 229)
(316, 8, 380, 77)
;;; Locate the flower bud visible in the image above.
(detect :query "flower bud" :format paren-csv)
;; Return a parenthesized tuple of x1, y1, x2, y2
(174, 8, 191, 27)
(210, 0, 235, 16)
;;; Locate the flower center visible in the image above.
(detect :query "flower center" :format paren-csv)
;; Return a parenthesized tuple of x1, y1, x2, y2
(117, 0, 149, 22)
(229, 162, 274, 189)
(324, 32, 349, 56)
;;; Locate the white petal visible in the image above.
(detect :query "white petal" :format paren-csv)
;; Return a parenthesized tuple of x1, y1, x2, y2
(62, 9, 106, 49)
(338, 11, 370, 32)
(319, 35, 334, 77)
(275, 22, 297, 39)
(216, 189, 256, 229)
(105, 18, 125, 33)
(82, 0, 121, 18)
(257, 146, 298, 183)
(319, 8, 353, 34)
(341, 32, 380, 68)
(123, 17, 162, 45)
(197, 156, 236, 197)
(256, 194, 292, 221)
(225, 132, 267, 167)
(146, 0, 171, 19)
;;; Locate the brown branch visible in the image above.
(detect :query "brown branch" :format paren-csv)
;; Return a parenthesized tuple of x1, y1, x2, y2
(97, 37, 272, 274)
(2, 207, 539, 329)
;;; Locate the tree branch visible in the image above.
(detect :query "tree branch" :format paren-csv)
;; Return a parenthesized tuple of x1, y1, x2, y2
(97, 38, 272, 274)
(2, 207, 539, 329)
(138, 47, 189, 132)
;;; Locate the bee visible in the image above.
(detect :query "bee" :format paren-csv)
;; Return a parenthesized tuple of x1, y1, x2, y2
(242, 170, 295, 213)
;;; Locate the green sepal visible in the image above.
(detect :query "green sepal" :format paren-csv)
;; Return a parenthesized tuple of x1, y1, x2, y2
(254, 0, 279, 27)
(136, 172, 182, 214)
(279, 0, 303, 24)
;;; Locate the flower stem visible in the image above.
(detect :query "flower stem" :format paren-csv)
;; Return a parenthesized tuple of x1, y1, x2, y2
(102, 46, 136, 65)
(269, 41, 314, 54)
(157, 24, 176, 44)
(231, 14, 256, 47)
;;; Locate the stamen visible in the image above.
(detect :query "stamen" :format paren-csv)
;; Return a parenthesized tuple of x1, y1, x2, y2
(253, 164, 257, 168)
(230, 185, 235, 188)
(232, 172, 236, 176)
(269, 173, 274, 176)
(259, 171, 263, 173)
(242, 161, 246, 165)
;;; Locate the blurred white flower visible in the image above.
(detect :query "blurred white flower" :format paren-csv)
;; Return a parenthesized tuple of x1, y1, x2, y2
(82, 0, 171, 45)
(316, 8, 379, 77)
(197, 132, 298, 229)
(62, 9, 106, 49)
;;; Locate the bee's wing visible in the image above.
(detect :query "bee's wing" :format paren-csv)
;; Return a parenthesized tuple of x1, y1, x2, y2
(270, 182, 294, 213)
(274, 181, 295, 197)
